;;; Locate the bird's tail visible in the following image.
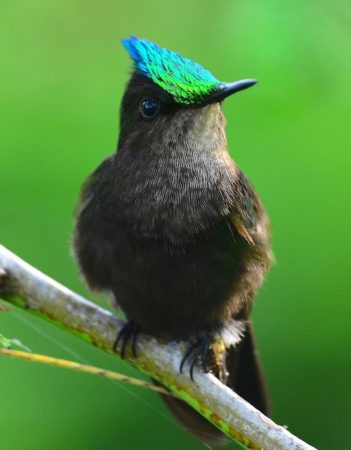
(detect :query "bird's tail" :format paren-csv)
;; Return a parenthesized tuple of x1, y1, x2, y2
(156, 322, 270, 447)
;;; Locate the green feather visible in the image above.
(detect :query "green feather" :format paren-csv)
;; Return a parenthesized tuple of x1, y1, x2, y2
(122, 36, 222, 105)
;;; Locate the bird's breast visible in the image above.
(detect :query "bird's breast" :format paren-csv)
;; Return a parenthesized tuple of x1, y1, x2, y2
(112, 148, 238, 245)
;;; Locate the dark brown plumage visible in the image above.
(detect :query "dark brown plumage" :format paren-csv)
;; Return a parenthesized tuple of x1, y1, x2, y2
(73, 70, 272, 446)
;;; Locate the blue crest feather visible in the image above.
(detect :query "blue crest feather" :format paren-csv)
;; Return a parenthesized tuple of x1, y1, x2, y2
(122, 36, 222, 105)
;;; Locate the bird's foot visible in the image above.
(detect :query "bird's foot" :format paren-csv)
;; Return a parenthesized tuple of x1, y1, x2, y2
(113, 320, 140, 359)
(211, 340, 229, 384)
(179, 332, 213, 381)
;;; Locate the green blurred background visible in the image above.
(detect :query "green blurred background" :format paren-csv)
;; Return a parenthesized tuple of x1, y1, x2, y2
(1, 1, 350, 449)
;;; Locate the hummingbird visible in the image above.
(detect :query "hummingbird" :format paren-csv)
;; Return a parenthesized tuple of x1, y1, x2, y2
(73, 36, 272, 447)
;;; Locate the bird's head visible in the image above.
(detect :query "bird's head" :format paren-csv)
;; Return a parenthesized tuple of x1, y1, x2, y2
(117, 36, 256, 154)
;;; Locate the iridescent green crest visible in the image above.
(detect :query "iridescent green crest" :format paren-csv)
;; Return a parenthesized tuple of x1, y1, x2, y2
(122, 36, 222, 105)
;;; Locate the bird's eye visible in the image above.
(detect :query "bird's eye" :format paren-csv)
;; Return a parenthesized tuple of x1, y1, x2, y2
(140, 99, 160, 120)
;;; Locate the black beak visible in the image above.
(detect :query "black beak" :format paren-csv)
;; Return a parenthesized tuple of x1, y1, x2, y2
(203, 79, 257, 105)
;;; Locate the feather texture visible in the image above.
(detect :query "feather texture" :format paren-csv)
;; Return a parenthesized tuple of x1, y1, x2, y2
(122, 36, 222, 104)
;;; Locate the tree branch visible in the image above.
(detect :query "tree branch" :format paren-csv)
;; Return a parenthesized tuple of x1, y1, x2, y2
(0, 244, 316, 450)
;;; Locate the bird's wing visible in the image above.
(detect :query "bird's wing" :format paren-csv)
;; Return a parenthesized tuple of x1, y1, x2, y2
(226, 168, 271, 251)
(223, 170, 271, 415)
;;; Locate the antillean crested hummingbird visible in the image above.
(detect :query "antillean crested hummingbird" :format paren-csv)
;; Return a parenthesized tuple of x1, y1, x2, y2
(73, 36, 272, 446)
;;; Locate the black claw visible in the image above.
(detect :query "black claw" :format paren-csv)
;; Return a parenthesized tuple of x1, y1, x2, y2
(180, 333, 212, 380)
(131, 326, 140, 357)
(180, 341, 197, 374)
(113, 332, 122, 353)
(189, 354, 198, 381)
(202, 351, 209, 373)
(120, 332, 129, 359)
(113, 321, 140, 359)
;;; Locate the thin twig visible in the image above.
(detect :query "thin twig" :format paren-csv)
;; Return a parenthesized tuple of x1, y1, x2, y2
(0, 244, 317, 450)
(0, 348, 176, 396)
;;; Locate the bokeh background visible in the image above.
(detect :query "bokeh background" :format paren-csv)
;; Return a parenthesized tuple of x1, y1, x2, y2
(1, 1, 350, 449)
